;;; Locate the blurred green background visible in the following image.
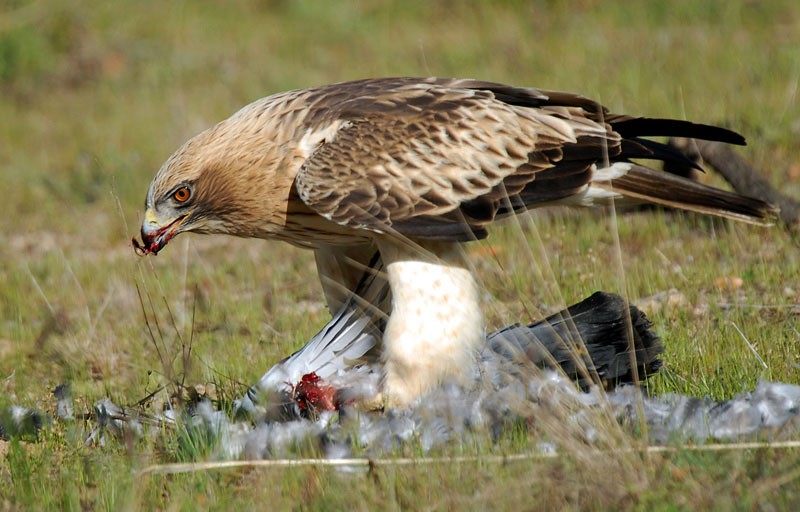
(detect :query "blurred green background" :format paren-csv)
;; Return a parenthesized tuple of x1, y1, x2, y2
(1, 1, 799, 507)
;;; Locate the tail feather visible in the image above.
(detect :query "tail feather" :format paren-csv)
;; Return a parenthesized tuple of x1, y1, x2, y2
(609, 117, 746, 146)
(622, 137, 705, 172)
(596, 164, 778, 225)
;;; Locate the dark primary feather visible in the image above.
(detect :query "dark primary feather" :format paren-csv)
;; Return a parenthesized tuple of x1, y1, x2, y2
(600, 164, 776, 224)
(488, 292, 663, 388)
(608, 117, 746, 146)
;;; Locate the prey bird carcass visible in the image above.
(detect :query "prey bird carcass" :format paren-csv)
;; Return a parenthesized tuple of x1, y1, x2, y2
(135, 77, 776, 407)
(235, 265, 665, 422)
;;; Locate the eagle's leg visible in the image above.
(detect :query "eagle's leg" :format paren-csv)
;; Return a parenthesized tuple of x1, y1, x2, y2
(314, 244, 382, 315)
(376, 238, 483, 407)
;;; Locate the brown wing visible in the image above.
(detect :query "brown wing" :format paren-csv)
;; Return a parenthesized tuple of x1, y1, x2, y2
(294, 82, 609, 240)
(293, 77, 768, 241)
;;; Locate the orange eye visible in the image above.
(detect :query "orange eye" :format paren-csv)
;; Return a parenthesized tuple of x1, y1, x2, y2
(173, 187, 191, 203)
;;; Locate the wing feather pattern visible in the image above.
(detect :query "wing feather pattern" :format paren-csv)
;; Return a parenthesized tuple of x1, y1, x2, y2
(291, 78, 775, 241)
(295, 80, 610, 240)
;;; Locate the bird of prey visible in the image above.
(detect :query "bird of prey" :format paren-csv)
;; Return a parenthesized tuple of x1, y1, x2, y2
(136, 77, 775, 407)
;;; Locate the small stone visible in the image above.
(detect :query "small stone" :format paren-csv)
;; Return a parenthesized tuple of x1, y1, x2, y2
(635, 289, 687, 316)
(715, 276, 744, 291)
(692, 302, 710, 318)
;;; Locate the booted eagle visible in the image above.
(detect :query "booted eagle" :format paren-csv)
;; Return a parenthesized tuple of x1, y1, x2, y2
(137, 77, 774, 407)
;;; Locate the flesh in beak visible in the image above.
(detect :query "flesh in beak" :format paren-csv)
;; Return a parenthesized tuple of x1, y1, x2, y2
(133, 212, 186, 255)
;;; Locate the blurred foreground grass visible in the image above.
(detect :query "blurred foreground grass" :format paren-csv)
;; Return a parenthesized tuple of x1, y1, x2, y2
(1, 0, 799, 509)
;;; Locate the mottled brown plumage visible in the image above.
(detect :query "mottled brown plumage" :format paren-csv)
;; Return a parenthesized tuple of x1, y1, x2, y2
(138, 77, 776, 406)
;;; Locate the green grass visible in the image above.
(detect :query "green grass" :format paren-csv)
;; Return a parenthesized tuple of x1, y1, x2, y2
(2, 0, 800, 509)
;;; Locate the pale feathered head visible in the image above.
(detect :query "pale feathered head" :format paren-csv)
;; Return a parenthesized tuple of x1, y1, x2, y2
(135, 99, 293, 254)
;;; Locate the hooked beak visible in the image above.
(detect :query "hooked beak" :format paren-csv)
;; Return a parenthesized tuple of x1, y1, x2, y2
(133, 209, 187, 255)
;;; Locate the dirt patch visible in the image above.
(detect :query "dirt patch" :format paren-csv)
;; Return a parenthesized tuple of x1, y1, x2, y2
(0, 339, 14, 360)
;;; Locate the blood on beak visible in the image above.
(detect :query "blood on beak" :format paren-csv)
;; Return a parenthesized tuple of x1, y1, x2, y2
(132, 215, 187, 256)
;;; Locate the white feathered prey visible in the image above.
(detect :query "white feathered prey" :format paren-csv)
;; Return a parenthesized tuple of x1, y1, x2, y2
(233, 255, 663, 421)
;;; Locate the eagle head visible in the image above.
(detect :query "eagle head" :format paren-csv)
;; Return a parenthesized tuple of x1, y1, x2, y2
(134, 112, 292, 255)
